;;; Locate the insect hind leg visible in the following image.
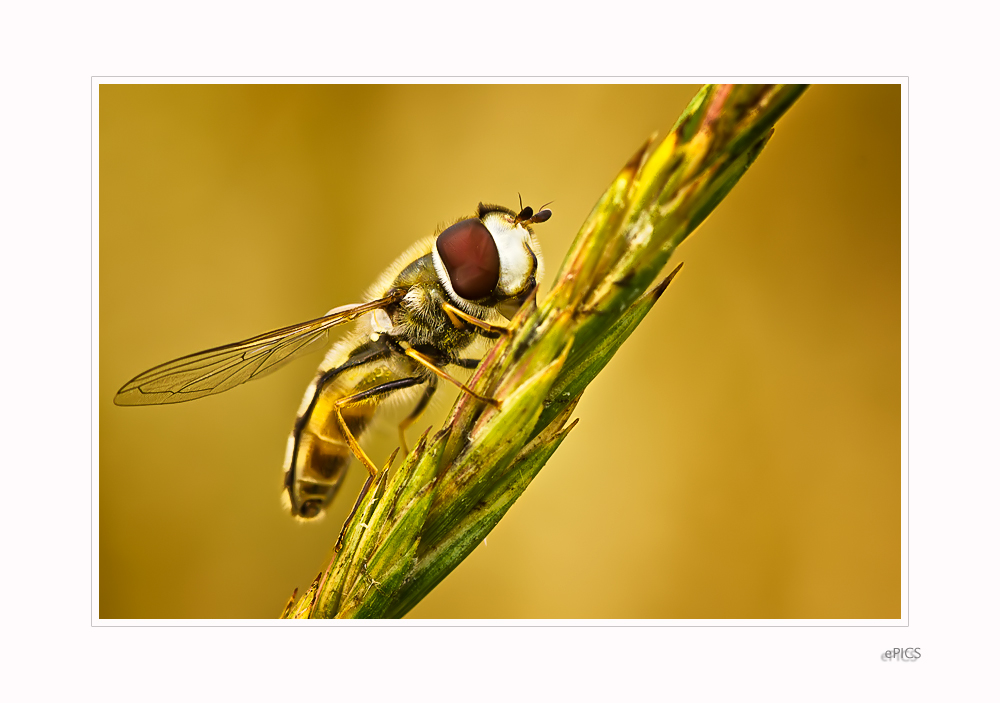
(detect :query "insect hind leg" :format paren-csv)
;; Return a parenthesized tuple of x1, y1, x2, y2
(334, 376, 426, 477)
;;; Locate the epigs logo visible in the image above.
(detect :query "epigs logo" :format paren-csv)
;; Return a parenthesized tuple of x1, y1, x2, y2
(882, 648, 921, 661)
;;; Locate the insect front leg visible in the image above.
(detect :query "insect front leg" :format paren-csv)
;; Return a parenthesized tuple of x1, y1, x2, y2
(440, 301, 511, 339)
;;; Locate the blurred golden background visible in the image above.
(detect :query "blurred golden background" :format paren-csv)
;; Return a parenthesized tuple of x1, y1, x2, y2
(99, 84, 900, 619)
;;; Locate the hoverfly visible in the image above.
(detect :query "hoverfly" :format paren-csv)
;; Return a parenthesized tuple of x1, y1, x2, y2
(115, 202, 552, 520)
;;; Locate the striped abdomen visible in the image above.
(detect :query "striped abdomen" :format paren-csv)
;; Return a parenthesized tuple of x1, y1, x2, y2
(283, 336, 408, 520)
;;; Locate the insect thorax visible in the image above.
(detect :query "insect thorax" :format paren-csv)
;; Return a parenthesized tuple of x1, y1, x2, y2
(388, 254, 483, 359)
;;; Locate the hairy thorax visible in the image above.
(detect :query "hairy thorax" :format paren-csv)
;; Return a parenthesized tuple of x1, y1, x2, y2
(388, 254, 481, 360)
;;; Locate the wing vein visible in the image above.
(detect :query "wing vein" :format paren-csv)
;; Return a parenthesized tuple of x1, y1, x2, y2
(114, 290, 407, 406)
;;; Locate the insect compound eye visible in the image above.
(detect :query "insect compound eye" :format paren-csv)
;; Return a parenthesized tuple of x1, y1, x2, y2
(436, 218, 501, 300)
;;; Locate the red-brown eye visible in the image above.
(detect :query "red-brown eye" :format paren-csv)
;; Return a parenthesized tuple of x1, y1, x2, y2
(436, 218, 500, 300)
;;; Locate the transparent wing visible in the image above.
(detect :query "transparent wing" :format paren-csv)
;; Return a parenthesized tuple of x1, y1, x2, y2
(114, 291, 406, 406)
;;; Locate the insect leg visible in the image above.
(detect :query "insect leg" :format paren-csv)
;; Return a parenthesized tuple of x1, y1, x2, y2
(454, 358, 482, 369)
(397, 375, 439, 455)
(334, 377, 426, 477)
(400, 345, 500, 408)
(440, 301, 511, 338)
